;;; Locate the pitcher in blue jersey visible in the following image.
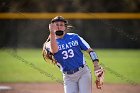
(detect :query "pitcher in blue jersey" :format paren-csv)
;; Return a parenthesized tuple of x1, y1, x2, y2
(42, 16, 104, 93)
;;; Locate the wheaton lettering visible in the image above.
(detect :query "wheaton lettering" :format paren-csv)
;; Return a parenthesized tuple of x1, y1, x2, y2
(58, 40, 78, 50)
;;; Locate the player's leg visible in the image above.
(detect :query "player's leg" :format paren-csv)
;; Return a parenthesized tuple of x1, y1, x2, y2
(78, 67, 92, 93)
(63, 75, 79, 93)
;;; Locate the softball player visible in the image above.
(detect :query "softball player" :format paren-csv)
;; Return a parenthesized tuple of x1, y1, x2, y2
(42, 16, 104, 93)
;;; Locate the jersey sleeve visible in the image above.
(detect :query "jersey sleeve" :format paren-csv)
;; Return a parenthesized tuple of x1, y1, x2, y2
(77, 35, 91, 51)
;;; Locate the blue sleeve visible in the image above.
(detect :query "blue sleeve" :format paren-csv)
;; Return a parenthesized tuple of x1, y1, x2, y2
(77, 35, 91, 51)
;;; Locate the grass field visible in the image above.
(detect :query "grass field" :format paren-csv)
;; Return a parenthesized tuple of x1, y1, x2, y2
(0, 48, 140, 84)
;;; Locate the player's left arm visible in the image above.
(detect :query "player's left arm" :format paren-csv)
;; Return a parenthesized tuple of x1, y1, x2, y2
(86, 48, 100, 70)
(86, 48, 104, 89)
(77, 34, 104, 88)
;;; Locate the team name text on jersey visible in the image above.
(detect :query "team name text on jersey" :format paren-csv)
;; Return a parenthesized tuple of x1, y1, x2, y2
(58, 40, 78, 50)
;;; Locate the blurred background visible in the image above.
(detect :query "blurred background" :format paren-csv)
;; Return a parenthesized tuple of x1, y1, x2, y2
(0, 0, 140, 49)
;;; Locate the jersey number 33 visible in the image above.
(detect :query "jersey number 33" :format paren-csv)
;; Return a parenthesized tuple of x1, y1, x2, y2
(62, 49, 74, 59)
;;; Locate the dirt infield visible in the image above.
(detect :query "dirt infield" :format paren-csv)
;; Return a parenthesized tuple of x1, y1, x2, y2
(0, 83, 140, 93)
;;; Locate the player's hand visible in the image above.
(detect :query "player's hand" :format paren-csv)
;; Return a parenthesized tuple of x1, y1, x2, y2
(49, 23, 57, 33)
(94, 66, 104, 89)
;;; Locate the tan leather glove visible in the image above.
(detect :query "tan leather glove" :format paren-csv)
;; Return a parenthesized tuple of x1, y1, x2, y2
(42, 42, 56, 64)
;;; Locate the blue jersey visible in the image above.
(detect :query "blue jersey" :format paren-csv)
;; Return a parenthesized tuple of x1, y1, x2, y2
(53, 33, 91, 72)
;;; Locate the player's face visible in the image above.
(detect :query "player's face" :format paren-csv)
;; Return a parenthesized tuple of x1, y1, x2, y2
(53, 21, 66, 31)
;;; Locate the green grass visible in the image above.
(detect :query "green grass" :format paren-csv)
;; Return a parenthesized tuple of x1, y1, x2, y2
(0, 49, 62, 83)
(0, 49, 140, 84)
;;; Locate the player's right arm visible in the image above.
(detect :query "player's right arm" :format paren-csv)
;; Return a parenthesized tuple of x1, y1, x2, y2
(49, 23, 58, 54)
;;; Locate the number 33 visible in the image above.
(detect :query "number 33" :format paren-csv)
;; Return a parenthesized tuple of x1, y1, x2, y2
(62, 49, 74, 59)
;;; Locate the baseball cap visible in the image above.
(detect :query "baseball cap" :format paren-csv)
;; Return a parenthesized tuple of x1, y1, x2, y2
(51, 16, 68, 25)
